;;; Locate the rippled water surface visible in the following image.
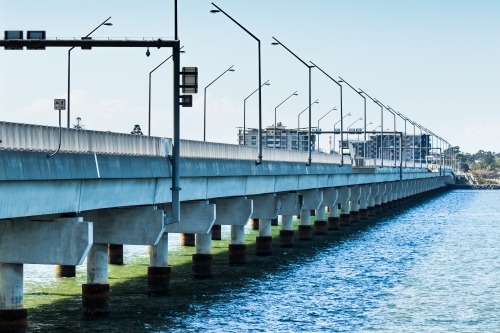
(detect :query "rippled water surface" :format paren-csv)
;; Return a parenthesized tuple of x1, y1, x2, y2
(24, 190, 500, 332)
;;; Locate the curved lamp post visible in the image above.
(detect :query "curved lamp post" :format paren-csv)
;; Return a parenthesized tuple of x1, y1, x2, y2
(375, 99, 397, 167)
(338, 77, 367, 159)
(204, 65, 235, 141)
(310, 61, 344, 165)
(272, 37, 314, 165)
(274, 90, 298, 148)
(317, 106, 337, 153)
(333, 112, 351, 153)
(242, 80, 270, 145)
(298, 100, 319, 132)
(148, 46, 185, 136)
(359, 90, 384, 166)
(68, 16, 112, 128)
(211, 3, 263, 164)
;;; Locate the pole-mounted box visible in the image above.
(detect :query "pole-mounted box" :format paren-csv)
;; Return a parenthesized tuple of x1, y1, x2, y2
(180, 67, 198, 93)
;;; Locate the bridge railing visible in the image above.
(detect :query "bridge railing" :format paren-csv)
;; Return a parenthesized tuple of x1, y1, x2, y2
(0, 121, 169, 156)
(178, 139, 347, 164)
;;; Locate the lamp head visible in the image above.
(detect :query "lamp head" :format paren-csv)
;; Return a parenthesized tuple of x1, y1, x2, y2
(180, 50, 186, 53)
(264, 83, 270, 86)
(229, 69, 235, 72)
(293, 93, 298, 96)
(338, 79, 344, 83)
(210, 9, 220, 13)
(103, 23, 113, 26)
(271, 42, 280, 46)
(347, 112, 352, 116)
(146, 47, 150, 57)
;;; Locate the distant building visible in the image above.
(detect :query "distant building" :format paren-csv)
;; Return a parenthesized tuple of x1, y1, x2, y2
(237, 123, 316, 152)
(342, 134, 431, 162)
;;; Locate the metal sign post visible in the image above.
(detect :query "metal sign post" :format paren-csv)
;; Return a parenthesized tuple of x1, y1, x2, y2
(48, 99, 66, 158)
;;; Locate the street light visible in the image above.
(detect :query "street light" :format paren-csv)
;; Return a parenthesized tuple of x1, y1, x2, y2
(375, 99, 397, 167)
(310, 61, 344, 165)
(274, 90, 298, 148)
(67, 17, 112, 128)
(333, 112, 351, 153)
(347, 117, 362, 130)
(204, 65, 235, 141)
(388, 106, 409, 167)
(338, 77, 367, 159)
(272, 37, 315, 165)
(211, 3, 263, 164)
(148, 46, 185, 136)
(242, 80, 270, 145)
(298, 100, 319, 132)
(359, 89, 384, 166)
(317, 106, 337, 153)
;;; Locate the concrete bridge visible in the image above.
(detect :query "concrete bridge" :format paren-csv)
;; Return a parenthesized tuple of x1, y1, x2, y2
(0, 121, 454, 328)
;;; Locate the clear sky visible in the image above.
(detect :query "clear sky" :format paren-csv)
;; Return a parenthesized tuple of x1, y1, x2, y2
(1, 0, 499, 153)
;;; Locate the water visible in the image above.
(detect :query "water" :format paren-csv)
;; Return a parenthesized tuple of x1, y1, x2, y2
(23, 190, 500, 332)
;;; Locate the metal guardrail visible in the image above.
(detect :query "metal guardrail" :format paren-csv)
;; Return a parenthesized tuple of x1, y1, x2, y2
(0, 122, 169, 156)
(2, 121, 454, 169)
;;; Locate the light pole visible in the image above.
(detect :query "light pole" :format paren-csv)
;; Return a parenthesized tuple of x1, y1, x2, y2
(67, 16, 112, 128)
(148, 46, 185, 136)
(310, 62, 344, 165)
(272, 37, 314, 165)
(317, 107, 337, 153)
(360, 90, 384, 166)
(333, 112, 351, 153)
(242, 80, 270, 145)
(274, 90, 298, 149)
(298, 100, 319, 132)
(388, 106, 409, 167)
(211, 3, 263, 164)
(204, 65, 235, 141)
(346, 117, 362, 154)
(338, 77, 367, 159)
(376, 100, 396, 167)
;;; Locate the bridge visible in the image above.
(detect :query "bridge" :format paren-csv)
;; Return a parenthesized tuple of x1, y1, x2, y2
(0, 120, 454, 327)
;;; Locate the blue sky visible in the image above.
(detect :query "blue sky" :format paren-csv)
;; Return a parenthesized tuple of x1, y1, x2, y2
(1, 0, 499, 153)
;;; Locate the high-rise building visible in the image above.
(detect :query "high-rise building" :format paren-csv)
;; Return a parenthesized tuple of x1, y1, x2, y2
(237, 124, 316, 152)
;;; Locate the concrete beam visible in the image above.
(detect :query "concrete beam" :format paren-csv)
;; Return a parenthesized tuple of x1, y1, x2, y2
(0, 218, 92, 265)
(161, 201, 216, 234)
(299, 190, 323, 210)
(211, 198, 253, 226)
(337, 187, 351, 204)
(321, 188, 338, 206)
(249, 195, 281, 219)
(82, 208, 166, 245)
(278, 193, 302, 216)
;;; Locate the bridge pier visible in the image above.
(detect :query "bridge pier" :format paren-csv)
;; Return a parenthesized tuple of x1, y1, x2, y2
(336, 187, 351, 226)
(280, 215, 295, 247)
(381, 183, 390, 212)
(375, 183, 384, 214)
(278, 193, 302, 247)
(148, 233, 170, 295)
(367, 184, 378, 216)
(349, 186, 361, 222)
(314, 205, 327, 235)
(256, 219, 273, 256)
(321, 188, 338, 231)
(82, 244, 110, 317)
(193, 232, 213, 278)
(298, 190, 323, 240)
(359, 185, 371, 220)
(0, 263, 27, 332)
(298, 210, 312, 240)
(229, 225, 246, 265)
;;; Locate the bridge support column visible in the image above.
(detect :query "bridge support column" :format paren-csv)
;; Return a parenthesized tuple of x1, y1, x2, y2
(298, 210, 312, 240)
(280, 215, 295, 247)
(211, 224, 222, 240)
(148, 232, 171, 295)
(256, 219, 272, 256)
(359, 185, 370, 220)
(349, 186, 361, 222)
(328, 204, 340, 230)
(336, 187, 351, 226)
(193, 233, 213, 278)
(108, 244, 123, 265)
(180, 233, 195, 246)
(314, 205, 327, 235)
(381, 183, 390, 212)
(229, 225, 246, 265)
(82, 244, 110, 317)
(298, 190, 323, 240)
(54, 215, 84, 278)
(375, 183, 385, 214)
(367, 184, 378, 216)
(0, 263, 27, 332)
(277, 193, 301, 247)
